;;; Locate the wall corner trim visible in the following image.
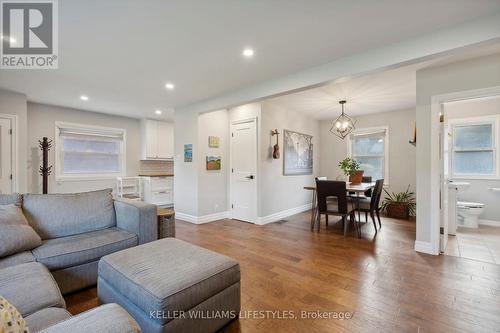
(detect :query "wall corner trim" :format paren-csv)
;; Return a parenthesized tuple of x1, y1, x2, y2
(256, 203, 312, 225)
(414, 240, 438, 255)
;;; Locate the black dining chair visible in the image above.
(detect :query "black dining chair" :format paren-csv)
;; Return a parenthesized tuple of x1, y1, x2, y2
(314, 180, 357, 235)
(354, 179, 384, 232)
(348, 176, 373, 197)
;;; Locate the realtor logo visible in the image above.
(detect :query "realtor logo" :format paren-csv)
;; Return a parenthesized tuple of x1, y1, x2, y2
(1, 0, 58, 69)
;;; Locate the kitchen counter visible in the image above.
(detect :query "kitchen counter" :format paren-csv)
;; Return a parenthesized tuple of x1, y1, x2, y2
(138, 174, 174, 177)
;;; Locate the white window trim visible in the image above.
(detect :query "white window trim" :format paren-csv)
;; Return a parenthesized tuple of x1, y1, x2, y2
(347, 126, 389, 185)
(448, 115, 500, 180)
(55, 121, 127, 181)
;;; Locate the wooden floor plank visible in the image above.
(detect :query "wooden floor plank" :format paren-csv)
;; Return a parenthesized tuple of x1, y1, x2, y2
(65, 211, 500, 332)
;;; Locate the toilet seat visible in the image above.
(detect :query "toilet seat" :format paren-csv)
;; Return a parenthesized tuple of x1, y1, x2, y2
(457, 201, 484, 209)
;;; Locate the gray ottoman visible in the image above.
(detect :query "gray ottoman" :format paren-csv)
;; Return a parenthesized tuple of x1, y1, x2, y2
(97, 238, 240, 333)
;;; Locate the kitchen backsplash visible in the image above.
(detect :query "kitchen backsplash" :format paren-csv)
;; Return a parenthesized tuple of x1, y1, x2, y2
(139, 160, 174, 174)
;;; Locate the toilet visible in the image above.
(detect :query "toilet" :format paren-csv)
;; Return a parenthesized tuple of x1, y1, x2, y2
(457, 201, 485, 228)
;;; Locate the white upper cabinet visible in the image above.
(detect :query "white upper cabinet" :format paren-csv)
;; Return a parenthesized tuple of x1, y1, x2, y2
(142, 119, 174, 159)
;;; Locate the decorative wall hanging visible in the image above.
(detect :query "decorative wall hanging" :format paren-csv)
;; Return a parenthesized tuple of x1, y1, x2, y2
(208, 136, 220, 148)
(206, 156, 221, 170)
(283, 130, 313, 175)
(184, 144, 193, 162)
(330, 100, 356, 139)
(271, 129, 280, 159)
(38, 137, 53, 194)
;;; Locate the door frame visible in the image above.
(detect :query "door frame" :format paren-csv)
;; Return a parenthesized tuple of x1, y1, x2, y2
(0, 113, 18, 193)
(229, 117, 259, 224)
(429, 86, 500, 255)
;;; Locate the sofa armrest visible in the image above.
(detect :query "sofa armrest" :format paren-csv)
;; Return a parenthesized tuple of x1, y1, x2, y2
(39, 303, 141, 333)
(114, 198, 157, 244)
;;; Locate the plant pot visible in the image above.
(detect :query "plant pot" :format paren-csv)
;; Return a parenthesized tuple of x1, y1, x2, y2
(349, 170, 364, 184)
(386, 203, 409, 219)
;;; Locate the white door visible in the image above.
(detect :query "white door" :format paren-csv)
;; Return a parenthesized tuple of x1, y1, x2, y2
(0, 118, 12, 194)
(231, 119, 257, 223)
(439, 112, 448, 253)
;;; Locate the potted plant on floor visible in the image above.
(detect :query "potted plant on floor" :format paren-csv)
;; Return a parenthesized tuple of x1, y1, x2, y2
(339, 157, 363, 184)
(381, 185, 416, 219)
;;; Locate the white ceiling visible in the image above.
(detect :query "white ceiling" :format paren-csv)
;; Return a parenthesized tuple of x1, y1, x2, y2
(1, 0, 500, 120)
(266, 43, 500, 120)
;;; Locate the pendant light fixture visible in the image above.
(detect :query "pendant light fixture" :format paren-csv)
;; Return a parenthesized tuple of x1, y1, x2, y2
(330, 100, 356, 139)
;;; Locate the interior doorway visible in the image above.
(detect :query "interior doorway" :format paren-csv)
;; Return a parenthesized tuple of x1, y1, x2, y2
(439, 94, 500, 265)
(0, 116, 13, 194)
(230, 118, 258, 223)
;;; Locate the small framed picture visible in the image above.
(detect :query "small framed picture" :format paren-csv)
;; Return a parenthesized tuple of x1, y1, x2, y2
(208, 136, 220, 148)
(206, 156, 221, 170)
(184, 144, 193, 162)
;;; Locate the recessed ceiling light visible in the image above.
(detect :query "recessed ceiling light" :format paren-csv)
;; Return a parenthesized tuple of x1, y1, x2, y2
(155, 110, 163, 115)
(242, 48, 254, 58)
(165, 83, 175, 90)
(80, 95, 89, 101)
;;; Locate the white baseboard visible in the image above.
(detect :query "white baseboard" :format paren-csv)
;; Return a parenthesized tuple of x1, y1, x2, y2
(479, 219, 500, 227)
(256, 203, 312, 225)
(414, 240, 438, 255)
(176, 211, 230, 224)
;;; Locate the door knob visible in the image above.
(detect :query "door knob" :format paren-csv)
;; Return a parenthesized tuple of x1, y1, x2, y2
(246, 175, 254, 180)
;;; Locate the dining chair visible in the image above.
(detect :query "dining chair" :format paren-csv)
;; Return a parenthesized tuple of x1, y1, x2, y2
(314, 180, 356, 235)
(348, 176, 373, 197)
(354, 179, 384, 232)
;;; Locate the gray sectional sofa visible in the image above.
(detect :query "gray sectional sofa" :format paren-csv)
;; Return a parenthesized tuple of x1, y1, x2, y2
(0, 189, 157, 294)
(0, 189, 158, 332)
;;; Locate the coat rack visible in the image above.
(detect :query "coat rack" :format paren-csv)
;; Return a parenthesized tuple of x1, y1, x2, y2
(39, 137, 53, 194)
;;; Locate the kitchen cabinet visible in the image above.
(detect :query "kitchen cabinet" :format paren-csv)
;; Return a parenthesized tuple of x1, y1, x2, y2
(142, 176, 174, 206)
(141, 119, 174, 159)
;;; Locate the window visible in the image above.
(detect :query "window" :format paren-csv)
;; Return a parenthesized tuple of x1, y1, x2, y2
(55, 122, 126, 180)
(451, 117, 497, 178)
(348, 127, 389, 182)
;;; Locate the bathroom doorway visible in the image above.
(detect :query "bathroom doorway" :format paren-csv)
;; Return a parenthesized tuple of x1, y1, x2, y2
(441, 95, 500, 265)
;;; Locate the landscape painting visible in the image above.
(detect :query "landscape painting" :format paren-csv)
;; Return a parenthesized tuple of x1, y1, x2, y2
(184, 144, 193, 162)
(206, 156, 221, 170)
(283, 130, 313, 175)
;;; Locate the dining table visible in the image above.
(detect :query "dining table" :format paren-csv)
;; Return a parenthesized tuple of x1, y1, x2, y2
(304, 182, 376, 235)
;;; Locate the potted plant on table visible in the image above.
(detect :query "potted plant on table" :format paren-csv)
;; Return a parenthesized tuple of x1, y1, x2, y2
(339, 157, 364, 184)
(381, 185, 416, 219)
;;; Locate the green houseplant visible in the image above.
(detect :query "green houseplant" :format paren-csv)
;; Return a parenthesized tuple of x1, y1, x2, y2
(338, 157, 363, 184)
(381, 185, 416, 219)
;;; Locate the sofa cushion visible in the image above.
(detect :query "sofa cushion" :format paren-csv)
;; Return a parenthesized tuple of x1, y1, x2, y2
(25, 307, 72, 333)
(0, 204, 42, 257)
(23, 189, 116, 239)
(98, 238, 240, 325)
(0, 262, 65, 317)
(0, 193, 22, 206)
(37, 304, 141, 333)
(0, 251, 35, 269)
(32, 228, 138, 271)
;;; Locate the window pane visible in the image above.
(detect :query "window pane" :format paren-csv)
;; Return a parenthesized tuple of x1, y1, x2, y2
(453, 151, 494, 175)
(454, 124, 492, 150)
(63, 137, 119, 154)
(352, 136, 384, 156)
(355, 156, 384, 180)
(63, 153, 120, 174)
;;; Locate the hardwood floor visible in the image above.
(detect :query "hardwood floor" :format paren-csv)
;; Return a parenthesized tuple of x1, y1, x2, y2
(65, 212, 500, 332)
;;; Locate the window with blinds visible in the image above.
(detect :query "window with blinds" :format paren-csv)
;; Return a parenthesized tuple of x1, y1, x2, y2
(348, 128, 388, 181)
(451, 118, 497, 177)
(55, 122, 126, 180)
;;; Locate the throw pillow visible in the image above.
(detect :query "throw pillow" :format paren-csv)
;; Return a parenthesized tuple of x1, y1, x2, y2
(0, 296, 29, 333)
(0, 205, 41, 258)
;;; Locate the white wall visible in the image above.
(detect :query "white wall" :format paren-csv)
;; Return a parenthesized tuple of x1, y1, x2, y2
(416, 53, 500, 248)
(259, 101, 320, 217)
(26, 102, 141, 193)
(445, 96, 500, 222)
(197, 109, 229, 216)
(319, 108, 416, 195)
(0, 89, 28, 193)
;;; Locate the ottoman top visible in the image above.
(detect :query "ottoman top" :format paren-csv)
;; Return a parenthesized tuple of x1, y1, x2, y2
(98, 238, 240, 319)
